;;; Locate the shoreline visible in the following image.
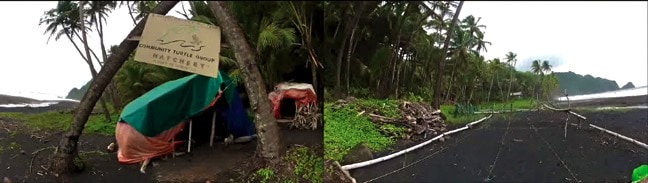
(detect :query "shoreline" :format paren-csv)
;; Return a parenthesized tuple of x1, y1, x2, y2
(554, 94, 647, 108)
(0, 94, 79, 114)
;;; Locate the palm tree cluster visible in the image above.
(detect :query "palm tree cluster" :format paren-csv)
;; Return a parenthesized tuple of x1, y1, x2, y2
(40, 1, 323, 174)
(324, 1, 558, 106)
(40, 1, 324, 109)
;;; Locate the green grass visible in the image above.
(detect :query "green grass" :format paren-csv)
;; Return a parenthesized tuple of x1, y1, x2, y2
(324, 101, 397, 161)
(249, 146, 323, 183)
(476, 98, 537, 111)
(439, 105, 486, 125)
(439, 98, 536, 125)
(0, 111, 118, 135)
(285, 146, 324, 183)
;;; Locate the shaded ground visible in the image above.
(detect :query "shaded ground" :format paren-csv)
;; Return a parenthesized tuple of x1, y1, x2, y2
(0, 94, 323, 183)
(350, 108, 647, 182)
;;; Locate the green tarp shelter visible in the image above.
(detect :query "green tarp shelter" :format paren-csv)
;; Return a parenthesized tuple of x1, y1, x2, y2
(120, 72, 236, 137)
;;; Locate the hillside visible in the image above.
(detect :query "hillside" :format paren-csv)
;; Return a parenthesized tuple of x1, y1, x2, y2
(554, 71, 620, 96)
(66, 80, 92, 100)
(621, 82, 635, 89)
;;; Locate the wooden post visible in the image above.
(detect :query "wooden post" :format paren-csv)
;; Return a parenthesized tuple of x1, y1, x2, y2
(188, 120, 193, 153)
(210, 110, 217, 147)
(172, 137, 176, 158)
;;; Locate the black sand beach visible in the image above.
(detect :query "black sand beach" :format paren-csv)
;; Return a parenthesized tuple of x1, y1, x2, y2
(349, 95, 648, 182)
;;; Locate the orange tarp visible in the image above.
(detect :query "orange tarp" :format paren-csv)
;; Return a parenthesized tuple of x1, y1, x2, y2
(115, 121, 186, 164)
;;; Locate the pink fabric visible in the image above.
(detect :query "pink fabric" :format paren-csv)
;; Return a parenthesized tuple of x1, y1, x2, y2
(268, 89, 317, 119)
(115, 121, 186, 164)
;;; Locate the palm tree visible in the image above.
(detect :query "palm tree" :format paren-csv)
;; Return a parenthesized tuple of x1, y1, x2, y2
(541, 60, 553, 100)
(504, 51, 517, 105)
(531, 60, 542, 102)
(86, 1, 123, 111)
(40, 1, 112, 121)
(50, 1, 180, 174)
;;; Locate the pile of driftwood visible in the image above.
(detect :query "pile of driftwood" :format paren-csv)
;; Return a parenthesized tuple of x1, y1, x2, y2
(292, 103, 321, 130)
(336, 97, 447, 139)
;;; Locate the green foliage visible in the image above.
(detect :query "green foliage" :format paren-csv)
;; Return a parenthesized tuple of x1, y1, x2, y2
(377, 124, 408, 139)
(324, 102, 394, 161)
(250, 146, 323, 183)
(115, 58, 190, 105)
(0, 111, 118, 135)
(352, 99, 401, 118)
(285, 146, 324, 183)
(255, 168, 275, 183)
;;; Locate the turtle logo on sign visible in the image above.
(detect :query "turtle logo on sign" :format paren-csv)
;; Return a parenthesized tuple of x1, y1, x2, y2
(156, 25, 205, 51)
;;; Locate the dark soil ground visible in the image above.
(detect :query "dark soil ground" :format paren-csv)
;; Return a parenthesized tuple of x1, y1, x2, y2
(349, 96, 648, 182)
(0, 95, 323, 183)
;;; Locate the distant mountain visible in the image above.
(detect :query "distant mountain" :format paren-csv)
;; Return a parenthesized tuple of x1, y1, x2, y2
(66, 80, 92, 100)
(621, 82, 635, 89)
(554, 71, 620, 96)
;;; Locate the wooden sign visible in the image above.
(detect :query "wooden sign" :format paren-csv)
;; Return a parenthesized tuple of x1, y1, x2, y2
(134, 13, 221, 78)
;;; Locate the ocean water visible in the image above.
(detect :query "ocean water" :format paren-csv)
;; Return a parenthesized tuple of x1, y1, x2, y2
(0, 89, 79, 108)
(556, 86, 648, 101)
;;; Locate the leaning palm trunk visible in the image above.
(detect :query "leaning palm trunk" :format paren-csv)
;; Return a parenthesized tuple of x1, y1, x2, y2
(208, 1, 283, 160)
(432, 1, 464, 109)
(51, 1, 179, 175)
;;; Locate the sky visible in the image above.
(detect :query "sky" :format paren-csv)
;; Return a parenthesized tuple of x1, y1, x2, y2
(0, 1, 646, 98)
(460, 1, 648, 87)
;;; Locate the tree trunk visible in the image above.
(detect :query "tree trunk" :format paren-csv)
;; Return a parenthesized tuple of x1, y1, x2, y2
(432, 1, 464, 109)
(505, 59, 517, 103)
(444, 64, 456, 103)
(73, 32, 103, 66)
(345, 24, 358, 96)
(97, 15, 124, 113)
(51, 1, 179, 175)
(394, 50, 406, 98)
(65, 32, 112, 119)
(127, 2, 138, 26)
(468, 77, 476, 104)
(486, 70, 495, 103)
(335, 8, 352, 95)
(78, 3, 112, 122)
(208, 1, 283, 160)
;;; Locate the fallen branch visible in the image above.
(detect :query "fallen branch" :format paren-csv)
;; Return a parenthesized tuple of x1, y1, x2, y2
(368, 113, 422, 133)
(30, 147, 56, 173)
(589, 124, 648, 150)
(543, 104, 586, 120)
(341, 114, 493, 171)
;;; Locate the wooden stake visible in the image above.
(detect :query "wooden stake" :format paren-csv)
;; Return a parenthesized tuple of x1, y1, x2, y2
(188, 120, 193, 153)
(210, 110, 216, 147)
